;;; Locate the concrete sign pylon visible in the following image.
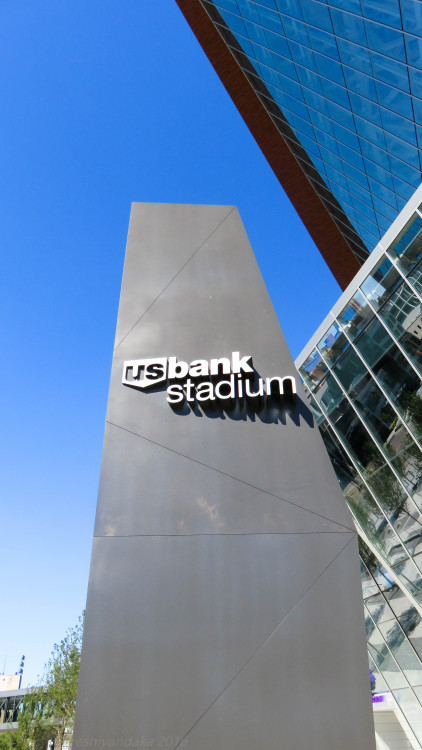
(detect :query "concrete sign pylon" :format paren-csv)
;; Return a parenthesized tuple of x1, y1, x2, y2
(74, 204, 376, 750)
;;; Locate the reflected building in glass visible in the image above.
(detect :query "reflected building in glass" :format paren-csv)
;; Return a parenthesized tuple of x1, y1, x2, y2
(296, 191, 422, 745)
(174, 0, 422, 743)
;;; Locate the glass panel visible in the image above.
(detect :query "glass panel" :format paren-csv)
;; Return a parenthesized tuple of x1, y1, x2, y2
(365, 20, 406, 62)
(299, 349, 328, 389)
(360, 539, 399, 594)
(392, 557, 422, 602)
(365, 592, 395, 624)
(335, 402, 383, 476)
(345, 481, 407, 566)
(360, 255, 402, 310)
(313, 372, 344, 416)
(333, 347, 405, 457)
(392, 688, 422, 743)
(386, 214, 422, 275)
(367, 627, 408, 689)
(405, 389, 422, 443)
(367, 465, 422, 558)
(337, 289, 374, 341)
(377, 282, 422, 375)
(368, 654, 390, 697)
(399, 610, 422, 661)
(408, 258, 422, 297)
(391, 440, 422, 511)
(308, 394, 326, 428)
(413, 552, 422, 574)
(317, 321, 349, 365)
(385, 584, 416, 618)
(378, 619, 422, 686)
(354, 317, 422, 435)
(361, 560, 379, 600)
(319, 419, 359, 491)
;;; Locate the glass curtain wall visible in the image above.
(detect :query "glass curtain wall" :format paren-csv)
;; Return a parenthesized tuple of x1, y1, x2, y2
(297, 207, 422, 742)
(201, 0, 422, 254)
(299, 209, 422, 603)
(361, 537, 422, 743)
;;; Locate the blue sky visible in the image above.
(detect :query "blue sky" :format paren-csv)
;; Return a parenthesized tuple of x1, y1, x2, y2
(1, 0, 340, 686)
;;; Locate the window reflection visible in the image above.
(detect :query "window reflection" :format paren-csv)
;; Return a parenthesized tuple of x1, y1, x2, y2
(386, 214, 422, 275)
(366, 464, 422, 558)
(360, 255, 402, 310)
(391, 442, 422, 511)
(365, 591, 395, 624)
(408, 258, 422, 297)
(299, 349, 328, 389)
(367, 626, 408, 689)
(354, 317, 422, 436)
(378, 619, 422, 687)
(392, 557, 422, 602)
(315, 378, 385, 477)
(337, 289, 374, 340)
(318, 414, 360, 491)
(377, 282, 422, 374)
(399, 611, 422, 661)
(333, 347, 402, 456)
(317, 321, 349, 365)
(346, 481, 407, 566)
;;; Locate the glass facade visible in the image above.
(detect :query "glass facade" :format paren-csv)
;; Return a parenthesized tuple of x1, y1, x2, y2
(361, 539, 422, 743)
(297, 207, 422, 741)
(200, 0, 422, 259)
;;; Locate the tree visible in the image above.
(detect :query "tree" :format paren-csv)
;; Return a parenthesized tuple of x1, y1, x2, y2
(17, 614, 84, 750)
(0, 733, 20, 750)
(403, 390, 422, 441)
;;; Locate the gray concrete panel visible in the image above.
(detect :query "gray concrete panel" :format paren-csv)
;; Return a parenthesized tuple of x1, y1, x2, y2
(183, 537, 374, 750)
(114, 204, 233, 348)
(94, 422, 350, 536)
(75, 532, 357, 747)
(74, 204, 375, 750)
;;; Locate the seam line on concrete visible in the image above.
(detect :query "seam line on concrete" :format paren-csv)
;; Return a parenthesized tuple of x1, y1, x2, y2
(106, 419, 356, 532)
(171, 534, 356, 750)
(114, 206, 236, 351)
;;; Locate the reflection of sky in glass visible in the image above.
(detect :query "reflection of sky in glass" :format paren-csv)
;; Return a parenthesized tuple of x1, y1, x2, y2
(204, 0, 422, 253)
(303, 350, 321, 373)
(318, 322, 341, 351)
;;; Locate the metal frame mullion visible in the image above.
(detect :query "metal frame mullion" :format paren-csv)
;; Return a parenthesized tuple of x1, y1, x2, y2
(353, 512, 422, 618)
(384, 224, 422, 307)
(317, 347, 422, 523)
(337, 310, 422, 451)
(365, 605, 421, 682)
(309, 391, 416, 571)
(370, 601, 422, 685)
(364, 594, 422, 709)
(334, 329, 422, 512)
(356, 289, 422, 412)
(309, 382, 422, 611)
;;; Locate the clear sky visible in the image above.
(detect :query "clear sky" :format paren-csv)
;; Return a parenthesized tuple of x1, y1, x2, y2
(1, 0, 341, 687)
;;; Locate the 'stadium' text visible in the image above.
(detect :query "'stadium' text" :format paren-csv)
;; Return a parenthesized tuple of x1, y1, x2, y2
(122, 351, 296, 407)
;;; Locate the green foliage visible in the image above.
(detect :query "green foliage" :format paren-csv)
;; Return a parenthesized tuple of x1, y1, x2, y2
(403, 391, 422, 434)
(0, 732, 21, 750)
(358, 537, 377, 571)
(17, 614, 84, 750)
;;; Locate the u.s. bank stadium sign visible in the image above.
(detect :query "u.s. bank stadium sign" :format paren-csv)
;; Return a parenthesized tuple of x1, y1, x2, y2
(122, 352, 296, 407)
